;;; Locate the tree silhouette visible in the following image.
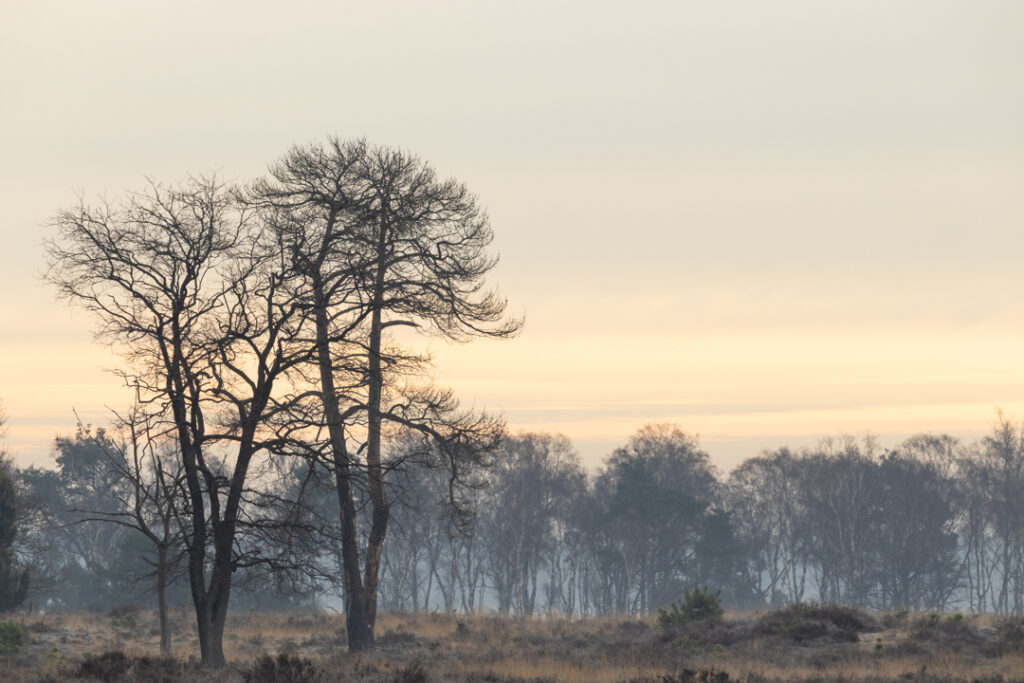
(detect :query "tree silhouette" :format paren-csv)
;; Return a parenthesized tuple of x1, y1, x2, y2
(0, 406, 28, 612)
(248, 138, 519, 649)
(45, 178, 308, 666)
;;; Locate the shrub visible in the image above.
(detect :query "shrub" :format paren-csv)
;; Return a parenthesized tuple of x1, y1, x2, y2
(995, 617, 1024, 653)
(754, 603, 881, 644)
(658, 586, 724, 626)
(109, 612, 137, 631)
(130, 655, 188, 683)
(910, 611, 981, 650)
(244, 652, 324, 683)
(76, 651, 130, 682)
(881, 607, 910, 628)
(673, 635, 699, 653)
(0, 619, 25, 655)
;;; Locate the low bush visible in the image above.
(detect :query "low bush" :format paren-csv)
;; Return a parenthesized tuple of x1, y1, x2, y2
(244, 652, 324, 683)
(76, 650, 130, 682)
(0, 619, 25, 655)
(658, 586, 724, 626)
(130, 655, 187, 683)
(754, 603, 880, 644)
(107, 604, 140, 632)
(911, 612, 982, 652)
(995, 616, 1024, 653)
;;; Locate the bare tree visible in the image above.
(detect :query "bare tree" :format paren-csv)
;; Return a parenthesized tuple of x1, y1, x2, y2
(726, 449, 810, 605)
(248, 138, 519, 650)
(589, 425, 721, 614)
(69, 405, 185, 654)
(478, 433, 583, 616)
(46, 178, 308, 666)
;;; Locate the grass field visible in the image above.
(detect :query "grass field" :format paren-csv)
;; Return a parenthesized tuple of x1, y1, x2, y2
(1, 605, 1023, 681)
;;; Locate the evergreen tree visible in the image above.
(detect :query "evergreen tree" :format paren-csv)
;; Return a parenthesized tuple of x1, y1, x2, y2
(0, 407, 28, 611)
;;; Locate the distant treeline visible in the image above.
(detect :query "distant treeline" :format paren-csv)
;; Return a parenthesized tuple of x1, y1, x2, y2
(13, 417, 1024, 616)
(372, 421, 1017, 615)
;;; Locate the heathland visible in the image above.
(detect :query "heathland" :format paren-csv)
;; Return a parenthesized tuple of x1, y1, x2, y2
(2, 606, 1024, 682)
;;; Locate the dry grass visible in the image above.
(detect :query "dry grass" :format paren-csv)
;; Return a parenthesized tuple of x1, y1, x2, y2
(1, 607, 1024, 681)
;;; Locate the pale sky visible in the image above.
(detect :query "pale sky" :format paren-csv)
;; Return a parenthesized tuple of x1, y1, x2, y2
(2, 1, 1023, 471)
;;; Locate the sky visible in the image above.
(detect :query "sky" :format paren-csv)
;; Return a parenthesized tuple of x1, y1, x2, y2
(1, 1, 1023, 472)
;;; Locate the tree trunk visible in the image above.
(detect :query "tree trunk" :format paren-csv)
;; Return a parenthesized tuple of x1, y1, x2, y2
(363, 503, 389, 627)
(194, 599, 227, 667)
(157, 545, 171, 655)
(174, 393, 224, 668)
(362, 301, 389, 631)
(313, 280, 374, 651)
(194, 598, 213, 665)
(333, 451, 374, 651)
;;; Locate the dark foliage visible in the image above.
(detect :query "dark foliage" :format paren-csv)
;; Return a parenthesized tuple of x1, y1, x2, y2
(72, 651, 186, 683)
(244, 652, 324, 683)
(910, 613, 984, 651)
(0, 619, 24, 655)
(75, 651, 130, 682)
(658, 587, 724, 625)
(0, 466, 28, 611)
(754, 603, 881, 644)
(993, 617, 1024, 654)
